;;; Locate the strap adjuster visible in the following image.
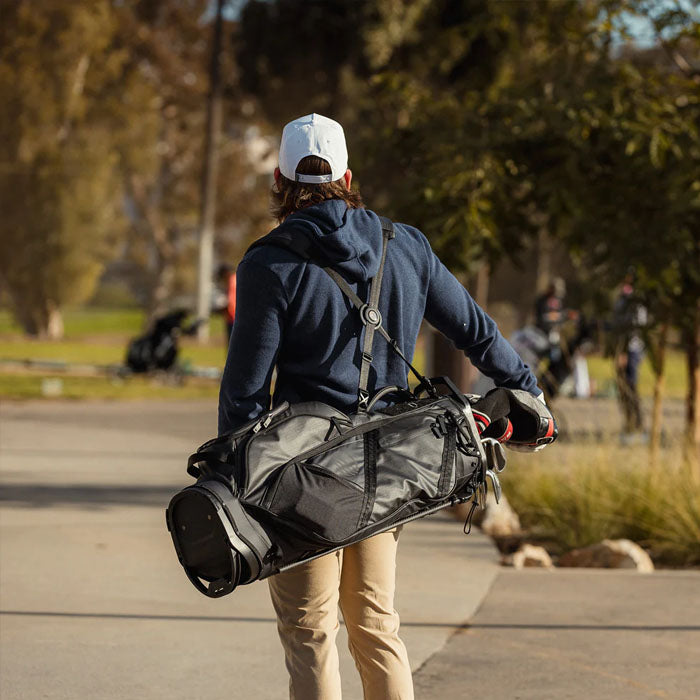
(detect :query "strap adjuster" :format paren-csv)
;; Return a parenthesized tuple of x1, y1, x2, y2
(362, 351, 373, 363)
(360, 304, 382, 328)
(358, 390, 370, 412)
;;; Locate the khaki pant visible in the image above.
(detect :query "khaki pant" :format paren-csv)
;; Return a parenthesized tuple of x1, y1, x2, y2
(267, 528, 414, 700)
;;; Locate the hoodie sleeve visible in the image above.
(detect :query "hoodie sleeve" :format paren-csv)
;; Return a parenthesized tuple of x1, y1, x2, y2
(217, 256, 288, 435)
(420, 235, 540, 396)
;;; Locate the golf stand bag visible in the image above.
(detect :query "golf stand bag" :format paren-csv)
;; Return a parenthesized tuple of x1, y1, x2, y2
(125, 309, 203, 374)
(166, 218, 557, 597)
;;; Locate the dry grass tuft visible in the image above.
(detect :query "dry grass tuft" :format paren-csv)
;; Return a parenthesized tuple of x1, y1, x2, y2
(503, 443, 700, 567)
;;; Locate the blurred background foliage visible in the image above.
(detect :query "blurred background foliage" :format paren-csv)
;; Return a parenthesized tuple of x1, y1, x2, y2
(0, 0, 698, 431)
(1, 0, 696, 322)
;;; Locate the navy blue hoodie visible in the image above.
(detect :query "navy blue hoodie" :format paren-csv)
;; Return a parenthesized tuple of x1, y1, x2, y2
(218, 199, 539, 434)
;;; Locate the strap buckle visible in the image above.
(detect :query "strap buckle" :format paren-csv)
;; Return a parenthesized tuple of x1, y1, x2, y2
(379, 216, 396, 239)
(358, 390, 370, 412)
(359, 304, 382, 328)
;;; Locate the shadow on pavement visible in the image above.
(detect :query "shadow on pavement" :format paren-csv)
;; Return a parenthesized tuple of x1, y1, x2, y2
(1, 447, 186, 460)
(1, 610, 698, 632)
(0, 610, 461, 629)
(0, 484, 181, 507)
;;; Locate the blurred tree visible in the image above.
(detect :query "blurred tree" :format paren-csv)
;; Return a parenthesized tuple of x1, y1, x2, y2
(549, 1, 700, 449)
(108, 0, 271, 320)
(0, 0, 273, 335)
(237, 0, 372, 124)
(238, 0, 699, 436)
(238, 0, 604, 273)
(236, 0, 605, 392)
(0, 1, 124, 337)
(107, 0, 211, 319)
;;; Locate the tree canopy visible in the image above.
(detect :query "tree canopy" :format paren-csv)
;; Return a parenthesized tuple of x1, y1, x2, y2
(1, 0, 698, 437)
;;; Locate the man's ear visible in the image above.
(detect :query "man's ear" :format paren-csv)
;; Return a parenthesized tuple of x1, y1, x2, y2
(343, 169, 352, 190)
(274, 167, 281, 184)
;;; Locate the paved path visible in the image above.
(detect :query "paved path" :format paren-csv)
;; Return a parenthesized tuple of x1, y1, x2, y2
(0, 400, 498, 700)
(1, 400, 698, 700)
(414, 569, 700, 699)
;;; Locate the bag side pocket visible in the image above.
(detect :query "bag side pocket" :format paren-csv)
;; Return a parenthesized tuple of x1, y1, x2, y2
(267, 463, 364, 543)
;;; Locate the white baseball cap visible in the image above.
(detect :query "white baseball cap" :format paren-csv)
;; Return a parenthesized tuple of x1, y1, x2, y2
(278, 113, 348, 184)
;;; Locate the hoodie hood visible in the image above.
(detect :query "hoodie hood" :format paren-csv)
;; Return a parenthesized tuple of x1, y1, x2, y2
(273, 199, 384, 282)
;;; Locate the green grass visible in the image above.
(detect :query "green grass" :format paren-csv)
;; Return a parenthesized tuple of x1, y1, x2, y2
(503, 445, 700, 567)
(0, 338, 227, 368)
(0, 307, 229, 368)
(0, 308, 146, 337)
(0, 307, 228, 399)
(0, 373, 220, 400)
(586, 351, 687, 400)
(0, 340, 126, 365)
(0, 307, 689, 401)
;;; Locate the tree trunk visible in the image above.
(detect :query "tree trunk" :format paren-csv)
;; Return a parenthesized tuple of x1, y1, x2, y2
(148, 250, 177, 322)
(125, 172, 177, 324)
(46, 303, 64, 340)
(535, 227, 553, 296)
(195, 0, 225, 343)
(429, 264, 490, 394)
(9, 293, 41, 336)
(685, 301, 700, 476)
(649, 322, 668, 472)
(431, 330, 471, 392)
(8, 288, 64, 339)
(468, 263, 491, 390)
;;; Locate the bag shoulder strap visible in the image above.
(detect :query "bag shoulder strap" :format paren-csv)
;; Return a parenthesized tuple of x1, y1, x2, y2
(323, 216, 393, 411)
(246, 216, 429, 410)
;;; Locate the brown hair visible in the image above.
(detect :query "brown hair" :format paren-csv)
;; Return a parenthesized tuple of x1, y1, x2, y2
(271, 155, 364, 222)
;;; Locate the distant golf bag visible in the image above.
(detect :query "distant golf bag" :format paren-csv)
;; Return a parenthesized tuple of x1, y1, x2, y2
(125, 309, 202, 373)
(166, 218, 557, 597)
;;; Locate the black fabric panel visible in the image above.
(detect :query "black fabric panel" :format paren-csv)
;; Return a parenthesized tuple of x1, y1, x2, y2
(169, 492, 242, 582)
(437, 426, 457, 498)
(267, 462, 364, 543)
(305, 434, 366, 488)
(358, 430, 378, 528)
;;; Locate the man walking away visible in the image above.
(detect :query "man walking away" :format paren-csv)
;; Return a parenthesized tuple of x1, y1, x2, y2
(218, 113, 543, 699)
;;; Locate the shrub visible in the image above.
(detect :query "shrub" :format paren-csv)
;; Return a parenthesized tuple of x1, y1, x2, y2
(503, 444, 700, 567)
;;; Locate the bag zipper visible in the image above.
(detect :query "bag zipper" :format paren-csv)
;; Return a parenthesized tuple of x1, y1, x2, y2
(244, 397, 454, 491)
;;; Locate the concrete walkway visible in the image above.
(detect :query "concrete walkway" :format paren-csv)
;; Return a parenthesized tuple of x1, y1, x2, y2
(414, 569, 700, 699)
(0, 400, 499, 700)
(2, 400, 698, 700)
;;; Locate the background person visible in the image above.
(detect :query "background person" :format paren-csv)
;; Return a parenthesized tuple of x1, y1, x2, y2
(612, 268, 648, 437)
(525, 278, 588, 399)
(218, 113, 543, 700)
(535, 277, 566, 337)
(214, 263, 237, 345)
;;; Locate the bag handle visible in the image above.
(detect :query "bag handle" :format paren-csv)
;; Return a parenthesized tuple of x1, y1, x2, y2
(365, 385, 415, 412)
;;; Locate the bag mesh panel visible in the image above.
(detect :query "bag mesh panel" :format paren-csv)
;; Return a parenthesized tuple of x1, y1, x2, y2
(268, 463, 364, 542)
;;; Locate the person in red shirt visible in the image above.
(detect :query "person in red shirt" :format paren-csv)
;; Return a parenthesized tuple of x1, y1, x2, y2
(215, 264, 237, 344)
